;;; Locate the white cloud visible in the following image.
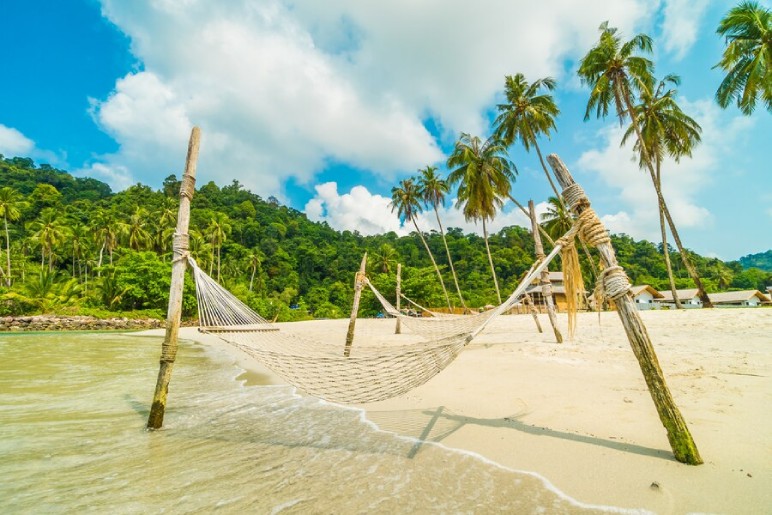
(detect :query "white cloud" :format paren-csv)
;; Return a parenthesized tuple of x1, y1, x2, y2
(0, 124, 34, 156)
(660, 0, 710, 60)
(576, 97, 753, 243)
(304, 181, 548, 237)
(89, 0, 653, 194)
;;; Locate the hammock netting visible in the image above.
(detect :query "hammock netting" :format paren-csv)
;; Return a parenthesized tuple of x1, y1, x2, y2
(189, 244, 562, 404)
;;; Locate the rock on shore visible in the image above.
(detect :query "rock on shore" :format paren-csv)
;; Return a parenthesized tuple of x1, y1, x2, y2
(0, 315, 164, 331)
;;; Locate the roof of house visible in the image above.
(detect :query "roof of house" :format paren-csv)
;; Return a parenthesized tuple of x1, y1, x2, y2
(709, 290, 771, 304)
(630, 285, 664, 298)
(657, 288, 701, 302)
(530, 271, 563, 284)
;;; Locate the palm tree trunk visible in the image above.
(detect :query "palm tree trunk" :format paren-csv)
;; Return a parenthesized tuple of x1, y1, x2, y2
(534, 140, 562, 199)
(249, 266, 256, 292)
(412, 220, 452, 311)
(3, 217, 11, 286)
(433, 207, 466, 311)
(657, 161, 682, 309)
(482, 218, 502, 304)
(620, 92, 712, 307)
(529, 200, 562, 343)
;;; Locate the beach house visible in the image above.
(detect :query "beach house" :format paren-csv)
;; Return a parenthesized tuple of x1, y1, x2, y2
(709, 290, 770, 307)
(630, 285, 664, 310)
(655, 288, 703, 309)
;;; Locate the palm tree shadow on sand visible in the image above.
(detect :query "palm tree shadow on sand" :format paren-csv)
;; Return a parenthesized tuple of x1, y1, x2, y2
(367, 405, 673, 462)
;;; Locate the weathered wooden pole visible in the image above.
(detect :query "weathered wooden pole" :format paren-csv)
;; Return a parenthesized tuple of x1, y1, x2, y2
(523, 293, 543, 332)
(147, 126, 201, 430)
(529, 200, 563, 343)
(395, 263, 402, 335)
(344, 253, 367, 357)
(547, 153, 702, 465)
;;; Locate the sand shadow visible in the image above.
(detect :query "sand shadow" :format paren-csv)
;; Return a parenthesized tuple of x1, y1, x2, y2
(368, 406, 673, 462)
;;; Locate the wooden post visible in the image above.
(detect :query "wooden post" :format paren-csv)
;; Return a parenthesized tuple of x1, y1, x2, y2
(530, 200, 563, 343)
(547, 153, 702, 465)
(344, 253, 367, 357)
(395, 263, 402, 335)
(147, 127, 201, 430)
(523, 293, 543, 333)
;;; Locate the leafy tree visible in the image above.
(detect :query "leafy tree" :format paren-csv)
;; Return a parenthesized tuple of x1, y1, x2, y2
(0, 187, 27, 285)
(390, 177, 452, 309)
(540, 196, 572, 241)
(578, 22, 712, 307)
(447, 133, 516, 303)
(714, 1, 771, 114)
(370, 243, 399, 274)
(493, 73, 562, 198)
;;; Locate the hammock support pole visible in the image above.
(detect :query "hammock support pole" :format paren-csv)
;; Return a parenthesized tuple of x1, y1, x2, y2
(395, 263, 402, 334)
(548, 153, 702, 465)
(524, 293, 543, 332)
(147, 126, 200, 430)
(344, 253, 367, 357)
(530, 200, 562, 343)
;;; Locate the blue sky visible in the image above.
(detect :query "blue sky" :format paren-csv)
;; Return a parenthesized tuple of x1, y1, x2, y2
(0, 0, 769, 261)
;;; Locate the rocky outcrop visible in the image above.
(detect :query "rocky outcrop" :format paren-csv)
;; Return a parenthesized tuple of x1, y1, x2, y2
(0, 315, 165, 332)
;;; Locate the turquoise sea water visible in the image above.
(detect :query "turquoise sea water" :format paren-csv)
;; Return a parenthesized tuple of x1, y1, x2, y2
(0, 332, 627, 513)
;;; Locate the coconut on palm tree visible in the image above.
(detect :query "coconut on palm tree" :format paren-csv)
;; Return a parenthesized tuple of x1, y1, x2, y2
(578, 21, 713, 307)
(446, 133, 516, 304)
(714, 1, 771, 114)
(622, 74, 702, 308)
(416, 165, 467, 310)
(493, 73, 562, 198)
(389, 178, 452, 310)
(0, 187, 27, 285)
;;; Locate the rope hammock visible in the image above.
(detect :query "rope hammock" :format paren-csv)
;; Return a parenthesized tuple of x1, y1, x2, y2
(188, 242, 563, 404)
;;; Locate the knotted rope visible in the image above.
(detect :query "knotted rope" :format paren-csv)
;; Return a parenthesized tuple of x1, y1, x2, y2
(561, 181, 631, 317)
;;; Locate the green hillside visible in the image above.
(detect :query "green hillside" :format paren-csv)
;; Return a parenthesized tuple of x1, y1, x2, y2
(0, 156, 769, 320)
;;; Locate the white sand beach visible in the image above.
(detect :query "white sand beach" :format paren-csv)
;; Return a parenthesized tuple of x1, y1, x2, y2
(158, 308, 771, 514)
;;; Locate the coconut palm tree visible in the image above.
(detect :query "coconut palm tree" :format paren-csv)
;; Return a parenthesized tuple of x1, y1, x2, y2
(246, 250, 264, 292)
(578, 22, 712, 307)
(206, 212, 231, 282)
(622, 75, 702, 308)
(714, 1, 771, 115)
(0, 186, 27, 285)
(389, 178, 452, 310)
(493, 73, 562, 198)
(540, 196, 573, 241)
(446, 133, 516, 304)
(370, 243, 399, 275)
(27, 208, 68, 271)
(124, 206, 152, 251)
(92, 209, 119, 271)
(417, 165, 467, 310)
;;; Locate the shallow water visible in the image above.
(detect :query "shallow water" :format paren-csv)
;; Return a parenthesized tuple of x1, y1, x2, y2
(0, 332, 626, 513)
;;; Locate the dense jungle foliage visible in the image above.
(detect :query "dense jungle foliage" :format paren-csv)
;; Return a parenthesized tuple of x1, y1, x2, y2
(0, 156, 769, 321)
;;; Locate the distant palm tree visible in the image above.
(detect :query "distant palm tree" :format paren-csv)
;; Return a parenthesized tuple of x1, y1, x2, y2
(0, 186, 27, 285)
(540, 196, 572, 240)
(714, 1, 771, 114)
(68, 222, 91, 281)
(447, 133, 516, 304)
(390, 178, 452, 310)
(370, 243, 399, 274)
(27, 208, 69, 271)
(622, 75, 702, 308)
(92, 209, 119, 271)
(578, 22, 712, 307)
(246, 250, 264, 291)
(494, 73, 562, 198)
(206, 212, 231, 282)
(417, 165, 467, 310)
(124, 207, 152, 251)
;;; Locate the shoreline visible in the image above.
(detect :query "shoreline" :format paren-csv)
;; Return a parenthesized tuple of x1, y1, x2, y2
(139, 308, 771, 513)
